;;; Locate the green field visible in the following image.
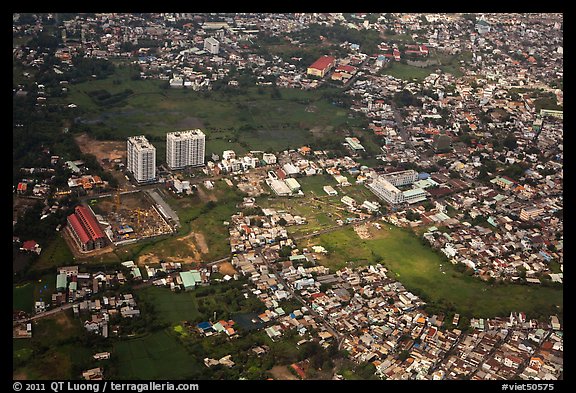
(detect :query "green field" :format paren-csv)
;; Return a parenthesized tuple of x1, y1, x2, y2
(32, 234, 75, 271)
(114, 330, 204, 380)
(13, 311, 95, 380)
(382, 62, 433, 81)
(137, 286, 202, 325)
(13, 274, 56, 314)
(59, 64, 364, 155)
(13, 283, 34, 313)
(305, 225, 563, 318)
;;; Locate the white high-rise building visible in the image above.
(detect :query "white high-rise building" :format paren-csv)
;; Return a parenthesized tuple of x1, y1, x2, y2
(166, 129, 206, 170)
(204, 37, 219, 54)
(127, 136, 156, 183)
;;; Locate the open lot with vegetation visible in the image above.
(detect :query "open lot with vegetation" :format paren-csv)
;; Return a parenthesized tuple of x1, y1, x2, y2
(303, 224, 563, 319)
(58, 63, 365, 160)
(258, 176, 381, 238)
(382, 62, 434, 82)
(31, 234, 75, 272)
(13, 311, 97, 380)
(13, 273, 56, 314)
(114, 329, 203, 380)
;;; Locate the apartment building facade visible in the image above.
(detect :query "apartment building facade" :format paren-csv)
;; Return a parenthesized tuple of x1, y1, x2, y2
(127, 135, 156, 183)
(166, 129, 206, 169)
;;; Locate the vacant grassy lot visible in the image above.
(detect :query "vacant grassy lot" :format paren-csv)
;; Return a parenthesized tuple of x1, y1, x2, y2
(114, 329, 204, 380)
(382, 62, 433, 81)
(32, 234, 75, 272)
(13, 283, 34, 313)
(13, 311, 94, 380)
(13, 274, 56, 314)
(60, 64, 363, 156)
(138, 286, 202, 325)
(306, 225, 563, 318)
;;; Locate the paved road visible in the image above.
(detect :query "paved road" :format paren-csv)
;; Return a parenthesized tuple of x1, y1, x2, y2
(13, 303, 74, 326)
(390, 102, 413, 148)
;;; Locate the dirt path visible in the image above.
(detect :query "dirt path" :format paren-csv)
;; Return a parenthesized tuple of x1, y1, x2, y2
(194, 233, 209, 254)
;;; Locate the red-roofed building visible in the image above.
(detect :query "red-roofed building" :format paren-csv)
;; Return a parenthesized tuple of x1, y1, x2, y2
(275, 168, 287, 180)
(290, 362, 307, 379)
(17, 182, 27, 194)
(335, 64, 357, 74)
(66, 205, 106, 252)
(307, 55, 336, 78)
(20, 240, 41, 255)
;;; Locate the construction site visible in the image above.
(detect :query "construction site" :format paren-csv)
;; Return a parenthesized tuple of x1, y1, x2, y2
(89, 190, 176, 246)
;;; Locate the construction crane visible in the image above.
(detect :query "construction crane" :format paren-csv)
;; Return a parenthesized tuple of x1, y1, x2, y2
(114, 193, 121, 209)
(135, 208, 145, 228)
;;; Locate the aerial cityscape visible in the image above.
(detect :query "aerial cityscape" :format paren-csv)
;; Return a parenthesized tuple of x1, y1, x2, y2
(13, 12, 563, 382)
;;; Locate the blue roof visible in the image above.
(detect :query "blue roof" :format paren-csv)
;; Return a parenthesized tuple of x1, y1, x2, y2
(418, 172, 430, 179)
(197, 321, 212, 330)
(289, 313, 296, 319)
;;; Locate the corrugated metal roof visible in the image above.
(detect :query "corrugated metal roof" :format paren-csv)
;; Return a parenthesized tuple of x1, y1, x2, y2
(56, 273, 67, 289)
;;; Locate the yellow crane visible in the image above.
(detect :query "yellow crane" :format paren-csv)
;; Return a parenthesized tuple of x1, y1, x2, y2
(114, 193, 121, 209)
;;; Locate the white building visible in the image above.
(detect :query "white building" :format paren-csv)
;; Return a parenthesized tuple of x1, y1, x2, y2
(262, 153, 277, 165)
(166, 129, 205, 169)
(222, 150, 236, 160)
(127, 135, 156, 183)
(204, 37, 220, 54)
(366, 176, 404, 205)
(381, 169, 419, 187)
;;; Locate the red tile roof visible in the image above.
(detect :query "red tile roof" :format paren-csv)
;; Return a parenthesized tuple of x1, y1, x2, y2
(68, 205, 105, 245)
(68, 213, 91, 244)
(22, 240, 37, 250)
(309, 56, 335, 71)
(75, 205, 105, 240)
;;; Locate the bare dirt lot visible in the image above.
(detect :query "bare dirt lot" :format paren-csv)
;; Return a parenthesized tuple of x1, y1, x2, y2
(135, 231, 208, 266)
(74, 133, 126, 168)
(353, 223, 372, 239)
(194, 233, 209, 254)
(217, 261, 238, 276)
(269, 365, 298, 380)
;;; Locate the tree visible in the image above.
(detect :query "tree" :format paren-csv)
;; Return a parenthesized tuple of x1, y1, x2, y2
(278, 245, 293, 258)
(503, 134, 518, 150)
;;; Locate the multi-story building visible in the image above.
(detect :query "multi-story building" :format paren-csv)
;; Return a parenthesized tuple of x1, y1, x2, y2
(127, 135, 156, 183)
(366, 173, 428, 205)
(204, 37, 219, 54)
(381, 169, 419, 187)
(66, 205, 106, 252)
(520, 206, 544, 221)
(367, 176, 405, 205)
(166, 129, 205, 169)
